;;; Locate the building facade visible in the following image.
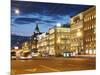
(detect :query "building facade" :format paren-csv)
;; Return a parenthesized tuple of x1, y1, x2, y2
(83, 6, 96, 55)
(22, 41, 30, 51)
(37, 26, 70, 56)
(37, 32, 49, 56)
(70, 6, 96, 55)
(70, 13, 84, 54)
(48, 26, 70, 56)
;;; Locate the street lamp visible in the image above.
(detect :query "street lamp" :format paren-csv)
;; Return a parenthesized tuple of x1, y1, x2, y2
(77, 29, 82, 55)
(14, 46, 19, 50)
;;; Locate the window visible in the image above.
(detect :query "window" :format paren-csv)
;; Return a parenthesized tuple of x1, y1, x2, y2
(94, 28, 96, 34)
(92, 15, 94, 19)
(89, 25, 91, 29)
(92, 25, 94, 28)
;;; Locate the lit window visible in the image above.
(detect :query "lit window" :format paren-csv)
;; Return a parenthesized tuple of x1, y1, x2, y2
(94, 28, 96, 34)
(85, 50, 88, 54)
(93, 50, 96, 54)
(89, 26, 91, 29)
(91, 15, 92, 19)
(89, 50, 93, 54)
(92, 15, 94, 19)
(92, 25, 94, 28)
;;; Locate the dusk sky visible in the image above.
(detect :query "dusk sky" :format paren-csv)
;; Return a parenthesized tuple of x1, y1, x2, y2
(11, 1, 93, 36)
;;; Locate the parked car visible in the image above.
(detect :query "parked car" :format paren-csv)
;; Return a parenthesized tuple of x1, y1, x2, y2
(11, 51, 16, 60)
(63, 51, 74, 57)
(31, 52, 40, 57)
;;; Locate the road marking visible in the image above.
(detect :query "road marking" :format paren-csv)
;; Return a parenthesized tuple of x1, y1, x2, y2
(25, 68, 37, 72)
(40, 65, 60, 72)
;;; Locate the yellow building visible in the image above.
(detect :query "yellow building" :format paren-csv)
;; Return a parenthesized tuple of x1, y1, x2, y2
(70, 6, 96, 55)
(70, 13, 84, 54)
(22, 41, 30, 51)
(37, 26, 70, 56)
(83, 6, 96, 54)
(48, 26, 70, 56)
(37, 32, 49, 56)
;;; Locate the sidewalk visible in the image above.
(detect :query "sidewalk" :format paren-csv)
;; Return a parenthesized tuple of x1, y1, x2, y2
(31, 55, 96, 60)
(75, 55, 96, 58)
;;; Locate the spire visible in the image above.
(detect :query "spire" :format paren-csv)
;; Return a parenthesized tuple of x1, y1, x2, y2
(34, 22, 40, 33)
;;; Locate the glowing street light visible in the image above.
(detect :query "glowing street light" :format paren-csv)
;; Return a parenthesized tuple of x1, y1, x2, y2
(56, 23, 61, 27)
(15, 8, 20, 15)
(14, 46, 19, 50)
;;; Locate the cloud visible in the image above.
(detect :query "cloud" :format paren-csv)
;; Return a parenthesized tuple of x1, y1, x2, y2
(43, 20, 56, 23)
(14, 17, 42, 24)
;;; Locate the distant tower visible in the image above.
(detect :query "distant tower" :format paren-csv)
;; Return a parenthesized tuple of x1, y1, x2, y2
(34, 22, 40, 34)
(30, 22, 41, 53)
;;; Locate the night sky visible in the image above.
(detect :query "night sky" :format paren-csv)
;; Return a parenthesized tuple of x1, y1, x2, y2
(11, 0, 93, 36)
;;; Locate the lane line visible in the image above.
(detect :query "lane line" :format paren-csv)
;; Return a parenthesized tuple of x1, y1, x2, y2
(40, 65, 60, 72)
(25, 68, 37, 72)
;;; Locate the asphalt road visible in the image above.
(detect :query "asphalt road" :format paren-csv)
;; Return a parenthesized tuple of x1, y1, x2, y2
(11, 57, 96, 75)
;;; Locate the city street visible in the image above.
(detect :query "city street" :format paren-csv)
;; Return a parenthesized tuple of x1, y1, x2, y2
(11, 57, 96, 75)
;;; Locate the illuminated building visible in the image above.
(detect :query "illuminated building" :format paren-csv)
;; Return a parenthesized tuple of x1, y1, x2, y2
(21, 23, 41, 53)
(70, 13, 84, 54)
(83, 6, 96, 55)
(22, 41, 30, 52)
(29, 22, 42, 53)
(48, 25, 70, 56)
(37, 25, 70, 56)
(70, 6, 96, 55)
(37, 32, 49, 56)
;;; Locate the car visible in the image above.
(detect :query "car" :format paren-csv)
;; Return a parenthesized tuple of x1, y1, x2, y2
(19, 55, 32, 60)
(63, 51, 75, 57)
(11, 56, 16, 60)
(31, 52, 40, 57)
(11, 51, 16, 60)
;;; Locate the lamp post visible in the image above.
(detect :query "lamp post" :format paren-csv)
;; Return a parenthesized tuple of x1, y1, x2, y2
(77, 29, 82, 55)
